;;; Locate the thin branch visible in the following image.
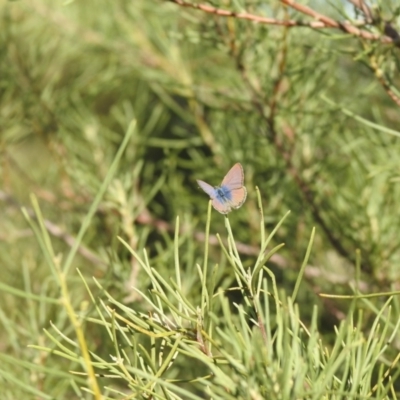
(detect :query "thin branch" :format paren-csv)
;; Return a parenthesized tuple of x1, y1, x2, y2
(369, 57, 400, 107)
(347, 0, 400, 42)
(281, 0, 378, 38)
(167, 0, 395, 44)
(168, 0, 323, 28)
(347, 0, 374, 23)
(0, 191, 108, 269)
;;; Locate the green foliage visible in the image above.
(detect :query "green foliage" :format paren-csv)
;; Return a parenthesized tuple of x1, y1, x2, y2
(2, 0, 400, 398)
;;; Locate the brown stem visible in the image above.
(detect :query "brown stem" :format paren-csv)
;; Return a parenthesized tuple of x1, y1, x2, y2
(167, 0, 395, 44)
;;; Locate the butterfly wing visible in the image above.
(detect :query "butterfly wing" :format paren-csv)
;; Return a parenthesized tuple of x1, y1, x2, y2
(212, 197, 231, 214)
(221, 163, 247, 211)
(228, 186, 247, 209)
(212, 186, 232, 214)
(220, 163, 244, 189)
(197, 180, 217, 199)
(198, 180, 231, 213)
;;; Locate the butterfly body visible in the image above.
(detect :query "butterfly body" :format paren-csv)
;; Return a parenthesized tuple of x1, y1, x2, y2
(197, 163, 247, 214)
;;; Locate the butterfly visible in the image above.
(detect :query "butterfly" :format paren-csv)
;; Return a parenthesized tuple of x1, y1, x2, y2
(197, 163, 247, 214)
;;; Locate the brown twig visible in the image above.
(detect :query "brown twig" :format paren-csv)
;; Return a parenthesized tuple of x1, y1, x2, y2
(168, 0, 323, 28)
(347, 0, 374, 23)
(0, 190, 108, 269)
(368, 58, 400, 107)
(375, 74, 400, 107)
(167, 0, 395, 45)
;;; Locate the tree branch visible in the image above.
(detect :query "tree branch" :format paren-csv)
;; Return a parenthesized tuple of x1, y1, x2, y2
(347, 0, 374, 23)
(166, 0, 396, 45)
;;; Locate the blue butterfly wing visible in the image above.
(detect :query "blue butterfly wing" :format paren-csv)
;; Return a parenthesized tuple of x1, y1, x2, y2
(197, 180, 232, 214)
(197, 180, 217, 199)
(212, 186, 232, 214)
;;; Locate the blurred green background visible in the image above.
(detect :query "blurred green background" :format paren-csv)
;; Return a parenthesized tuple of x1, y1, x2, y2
(2, 0, 400, 398)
